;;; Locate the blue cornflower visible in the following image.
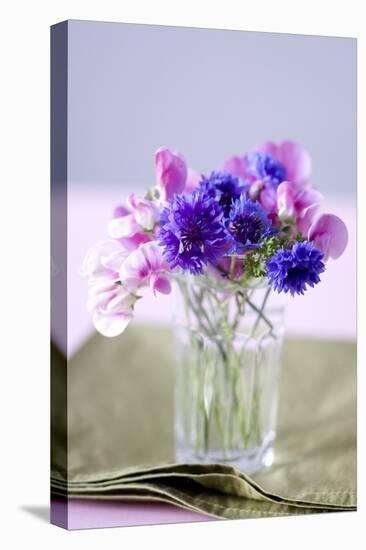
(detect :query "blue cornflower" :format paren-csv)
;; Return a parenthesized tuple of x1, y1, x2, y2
(158, 191, 229, 274)
(266, 241, 325, 296)
(227, 195, 275, 253)
(246, 151, 287, 188)
(199, 171, 247, 215)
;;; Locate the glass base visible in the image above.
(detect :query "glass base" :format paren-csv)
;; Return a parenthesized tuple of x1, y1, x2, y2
(175, 433, 275, 476)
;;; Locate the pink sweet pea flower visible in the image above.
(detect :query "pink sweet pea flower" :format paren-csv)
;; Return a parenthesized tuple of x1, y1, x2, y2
(81, 240, 136, 337)
(88, 282, 135, 338)
(108, 212, 141, 239)
(277, 181, 323, 235)
(120, 241, 172, 295)
(119, 232, 152, 252)
(258, 185, 278, 214)
(256, 140, 312, 186)
(108, 194, 158, 249)
(113, 202, 152, 251)
(155, 147, 188, 200)
(222, 155, 252, 181)
(80, 240, 128, 283)
(308, 214, 348, 261)
(126, 194, 159, 230)
(185, 169, 201, 193)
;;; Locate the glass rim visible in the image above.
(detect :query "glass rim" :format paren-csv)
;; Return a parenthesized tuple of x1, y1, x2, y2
(173, 271, 270, 292)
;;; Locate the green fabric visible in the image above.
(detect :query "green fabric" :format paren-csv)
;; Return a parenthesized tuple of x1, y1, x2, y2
(51, 326, 356, 519)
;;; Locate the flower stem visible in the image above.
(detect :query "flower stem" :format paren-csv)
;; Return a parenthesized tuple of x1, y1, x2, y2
(246, 292, 273, 334)
(249, 286, 273, 338)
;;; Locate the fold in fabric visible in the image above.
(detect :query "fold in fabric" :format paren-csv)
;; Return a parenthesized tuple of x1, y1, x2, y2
(51, 327, 356, 519)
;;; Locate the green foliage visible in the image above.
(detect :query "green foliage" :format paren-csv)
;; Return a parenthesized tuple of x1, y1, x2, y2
(242, 231, 305, 281)
(243, 236, 282, 279)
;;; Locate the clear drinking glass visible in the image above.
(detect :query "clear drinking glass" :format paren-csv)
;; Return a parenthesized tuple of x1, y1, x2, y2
(174, 273, 285, 475)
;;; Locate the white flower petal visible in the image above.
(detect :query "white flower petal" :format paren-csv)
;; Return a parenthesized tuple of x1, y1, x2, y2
(88, 279, 120, 296)
(108, 215, 140, 239)
(135, 203, 159, 231)
(80, 240, 122, 278)
(101, 249, 129, 272)
(87, 290, 115, 313)
(92, 311, 133, 337)
(105, 291, 136, 314)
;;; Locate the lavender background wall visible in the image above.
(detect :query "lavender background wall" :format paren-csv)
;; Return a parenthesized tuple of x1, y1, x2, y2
(67, 20, 356, 195)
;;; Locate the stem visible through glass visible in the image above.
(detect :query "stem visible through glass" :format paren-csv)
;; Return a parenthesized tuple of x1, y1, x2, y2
(177, 276, 276, 460)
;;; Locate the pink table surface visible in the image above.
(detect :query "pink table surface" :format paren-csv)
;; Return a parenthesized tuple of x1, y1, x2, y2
(51, 497, 213, 530)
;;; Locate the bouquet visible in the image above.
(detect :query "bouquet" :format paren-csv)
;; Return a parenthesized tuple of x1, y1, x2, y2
(81, 141, 348, 338)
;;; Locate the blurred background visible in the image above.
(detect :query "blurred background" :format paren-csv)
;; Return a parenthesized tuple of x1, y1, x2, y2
(54, 21, 356, 357)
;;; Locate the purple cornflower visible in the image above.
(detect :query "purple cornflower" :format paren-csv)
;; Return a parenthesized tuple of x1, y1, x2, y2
(266, 241, 325, 296)
(158, 191, 229, 274)
(227, 195, 275, 253)
(199, 171, 246, 215)
(246, 151, 287, 188)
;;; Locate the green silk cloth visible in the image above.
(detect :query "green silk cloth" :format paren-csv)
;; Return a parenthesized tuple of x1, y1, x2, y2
(51, 326, 357, 519)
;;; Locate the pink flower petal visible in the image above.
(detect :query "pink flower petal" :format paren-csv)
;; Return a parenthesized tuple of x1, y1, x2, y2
(259, 186, 278, 214)
(140, 241, 168, 272)
(296, 203, 319, 237)
(119, 232, 152, 252)
(277, 181, 323, 229)
(125, 193, 138, 211)
(277, 181, 295, 220)
(134, 202, 159, 231)
(185, 169, 201, 193)
(308, 213, 348, 261)
(126, 194, 159, 230)
(256, 141, 280, 159)
(155, 147, 187, 200)
(295, 186, 323, 215)
(113, 205, 130, 218)
(257, 140, 312, 185)
(119, 247, 149, 290)
(222, 155, 250, 180)
(150, 272, 172, 295)
(279, 141, 312, 185)
(119, 241, 171, 294)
